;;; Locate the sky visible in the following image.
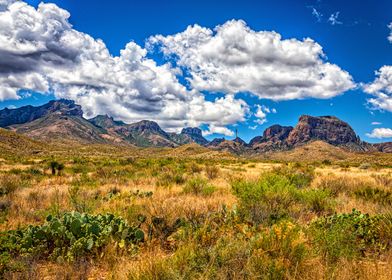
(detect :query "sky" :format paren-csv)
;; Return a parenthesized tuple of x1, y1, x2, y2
(0, 0, 391, 142)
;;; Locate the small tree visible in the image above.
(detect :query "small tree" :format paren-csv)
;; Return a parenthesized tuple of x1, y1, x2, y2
(49, 161, 64, 176)
(49, 161, 59, 175)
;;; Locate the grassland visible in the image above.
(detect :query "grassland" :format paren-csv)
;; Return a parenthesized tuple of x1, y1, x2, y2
(1, 142, 392, 279)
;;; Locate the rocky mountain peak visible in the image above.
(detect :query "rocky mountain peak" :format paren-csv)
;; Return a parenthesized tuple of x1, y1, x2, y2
(89, 114, 125, 129)
(263, 125, 293, 141)
(181, 127, 202, 136)
(180, 127, 208, 145)
(287, 115, 360, 146)
(46, 99, 83, 117)
(129, 120, 166, 134)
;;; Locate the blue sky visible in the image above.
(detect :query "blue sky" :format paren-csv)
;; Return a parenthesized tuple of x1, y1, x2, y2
(1, 0, 391, 142)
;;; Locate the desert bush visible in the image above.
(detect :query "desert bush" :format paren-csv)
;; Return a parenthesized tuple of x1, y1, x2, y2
(232, 173, 299, 225)
(274, 164, 315, 188)
(183, 177, 216, 196)
(316, 175, 351, 197)
(205, 165, 220, 180)
(71, 172, 98, 188)
(48, 160, 64, 176)
(301, 189, 334, 214)
(309, 210, 392, 263)
(69, 186, 93, 212)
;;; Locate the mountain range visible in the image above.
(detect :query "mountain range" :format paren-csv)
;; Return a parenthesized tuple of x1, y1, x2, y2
(0, 99, 391, 154)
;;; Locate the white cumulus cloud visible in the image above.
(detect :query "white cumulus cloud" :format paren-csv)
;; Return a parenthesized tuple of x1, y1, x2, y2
(388, 22, 392, 43)
(366, 128, 392, 139)
(363, 66, 392, 112)
(0, 1, 249, 133)
(148, 19, 355, 100)
(202, 124, 234, 137)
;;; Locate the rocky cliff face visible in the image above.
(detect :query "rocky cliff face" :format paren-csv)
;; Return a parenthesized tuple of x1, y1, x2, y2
(180, 127, 209, 145)
(286, 115, 360, 147)
(248, 115, 371, 153)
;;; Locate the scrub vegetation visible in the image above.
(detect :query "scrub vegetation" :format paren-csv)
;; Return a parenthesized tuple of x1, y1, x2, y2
(1, 145, 392, 279)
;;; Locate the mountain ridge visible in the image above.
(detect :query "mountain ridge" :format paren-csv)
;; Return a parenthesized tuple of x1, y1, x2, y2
(0, 99, 390, 154)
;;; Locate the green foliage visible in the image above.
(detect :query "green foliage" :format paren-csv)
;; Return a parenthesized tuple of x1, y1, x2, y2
(183, 177, 216, 196)
(232, 173, 299, 225)
(0, 212, 144, 267)
(188, 162, 203, 174)
(48, 160, 65, 176)
(309, 209, 392, 263)
(301, 189, 334, 214)
(274, 164, 315, 189)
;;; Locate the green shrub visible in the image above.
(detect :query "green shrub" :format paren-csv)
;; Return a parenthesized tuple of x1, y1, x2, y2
(309, 209, 392, 263)
(188, 163, 202, 174)
(232, 173, 299, 225)
(274, 164, 315, 189)
(183, 177, 216, 196)
(301, 189, 334, 214)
